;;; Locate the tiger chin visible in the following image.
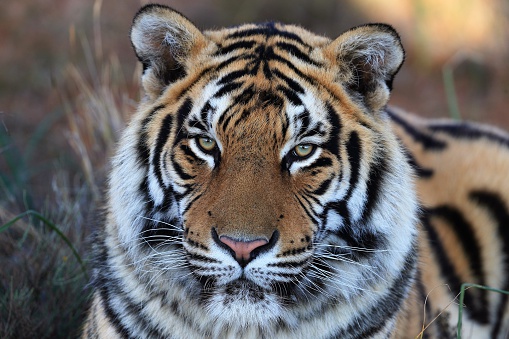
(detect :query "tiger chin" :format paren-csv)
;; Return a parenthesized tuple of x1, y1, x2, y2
(82, 4, 509, 339)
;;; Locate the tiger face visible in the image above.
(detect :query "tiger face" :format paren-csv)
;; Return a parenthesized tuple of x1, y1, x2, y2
(101, 4, 419, 337)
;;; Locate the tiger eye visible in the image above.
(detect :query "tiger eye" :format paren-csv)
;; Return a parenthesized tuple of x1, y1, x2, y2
(294, 144, 314, 158)
(197, 137, 217, 152)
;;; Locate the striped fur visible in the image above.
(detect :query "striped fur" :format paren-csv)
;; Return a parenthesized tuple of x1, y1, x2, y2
(83, 4, 509, 338)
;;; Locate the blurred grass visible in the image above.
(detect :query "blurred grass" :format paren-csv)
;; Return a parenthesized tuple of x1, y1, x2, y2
(0, 1, 137, 336)
(442, 64, 462, 120)
(1, 210, 88, 278)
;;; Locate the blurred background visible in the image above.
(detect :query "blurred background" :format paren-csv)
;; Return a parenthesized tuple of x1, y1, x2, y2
(1, 0, 508, 337)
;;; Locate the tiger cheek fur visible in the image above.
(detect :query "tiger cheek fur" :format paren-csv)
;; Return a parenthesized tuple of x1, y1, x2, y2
(83, 4, 509, 339)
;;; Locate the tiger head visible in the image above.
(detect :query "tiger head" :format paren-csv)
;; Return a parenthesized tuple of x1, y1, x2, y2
(108, 4, 418, 332)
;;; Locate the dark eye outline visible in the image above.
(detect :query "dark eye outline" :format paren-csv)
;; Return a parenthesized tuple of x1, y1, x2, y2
(293, 144, 315, 159)
(282, 144, 318, 172)
(196, 136, 217, 154)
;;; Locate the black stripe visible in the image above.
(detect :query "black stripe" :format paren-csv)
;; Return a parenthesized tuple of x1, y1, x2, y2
(295, 194, 320, 226)
(270, 52, 316, 85)
(93, 238, 129, 338)
(141, 217, 182, 247)
(187, 253, 220, 264)
(331, 250, 417, 338)
(428, 205, 489, 324)
(181, 192, 204, 217)
(105, 282, 166, 339)
(334, 223, 385, 260)
(94, 233, 174, 338)
(422, 208, 488, 324)
(98, 287, 130, 338)
(233, 108, 252, 128)
(273, 69, 305, 94)
(137, 105, 166, 167)
(469, 191, 509, 337)
(94, 238, 131, 339)
(214, 40, 256, 56)
(429, 123, 509, 148)
(296, 110, 311, 136)
(359, 155, 388, 224)
(325, 132, 362, 250)
(152, 114, 174, 189)
(176, 52, 247, 100)
(216, 102, 238, 133)
(174, 98, 194, 145)
(220, 114, 234, 133)
(267, 259, 308, 268)
(311, 178, 333, 196)
(213, 81, 243, 98)
(179, 144, 200, 163)
(233, 83, 255, 106)
(300, 123, 325, 140)
(139, 175, 155, 211)
(275, 41, 319, 66)
(301, 191, 322, 208)
(303, 157, 333, 172)
(324, 103, 342, 158)
(171, 153, 196, 181)
(199, 101, 212, 124)
(97, 240, 173, 338)
(187, 118, 207, 132)
(430, 206, 486, 285)
(297, 259, 329, 299)
(326, 200, 351, 231)
(226, 22, 309, 47)
(263, 58, 272, 78)
(214, 55, 244, 75)
(344, 131, 361, 200)
(160, 186, 176, 212)
(277, 85, 302, 106)
(401, 144, 434, 178)
(217, 69, 248, 85)
(387, 110, 447, 150)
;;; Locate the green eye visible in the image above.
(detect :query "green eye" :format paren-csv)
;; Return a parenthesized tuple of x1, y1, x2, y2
(197, 137, 217, 152)
(294, 144, 315, 158)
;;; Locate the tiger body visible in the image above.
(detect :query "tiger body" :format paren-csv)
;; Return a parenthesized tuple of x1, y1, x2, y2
(83, 5, 509, 338)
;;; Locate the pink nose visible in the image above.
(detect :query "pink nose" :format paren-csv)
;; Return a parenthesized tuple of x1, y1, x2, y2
(219, 236, 268, 263)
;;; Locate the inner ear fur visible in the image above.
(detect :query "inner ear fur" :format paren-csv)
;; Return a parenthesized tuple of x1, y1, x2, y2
(130, 4, 206, 98)
(325, 24, 405, 112)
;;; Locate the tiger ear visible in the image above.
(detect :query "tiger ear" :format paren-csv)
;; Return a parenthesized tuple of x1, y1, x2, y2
(325, 24, 404, 112)
(130, 5, 206, 98)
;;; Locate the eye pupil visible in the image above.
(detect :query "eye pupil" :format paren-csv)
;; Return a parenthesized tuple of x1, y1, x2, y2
(198, 137, 217, 152)
(294, 144, 314, 158)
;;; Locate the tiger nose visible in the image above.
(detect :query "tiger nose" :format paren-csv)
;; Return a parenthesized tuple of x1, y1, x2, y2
(219, 236, 268, 264)
(211, 229, 279, 267)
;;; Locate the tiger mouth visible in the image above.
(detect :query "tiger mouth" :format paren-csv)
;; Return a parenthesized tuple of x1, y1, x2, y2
(215, 278, 269, 304)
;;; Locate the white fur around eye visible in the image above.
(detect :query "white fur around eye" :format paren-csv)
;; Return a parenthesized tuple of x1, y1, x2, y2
(189, 138, 217, 168)
(288, 147, 322, 175)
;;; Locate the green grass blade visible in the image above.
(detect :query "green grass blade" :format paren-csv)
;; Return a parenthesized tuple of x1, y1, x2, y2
(442, 64, 462, 120)
(1, 210, 88, 279)
(457, 283, 509, 338)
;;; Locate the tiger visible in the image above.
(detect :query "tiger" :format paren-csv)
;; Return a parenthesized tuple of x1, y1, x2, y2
(82, 4, 509, 339)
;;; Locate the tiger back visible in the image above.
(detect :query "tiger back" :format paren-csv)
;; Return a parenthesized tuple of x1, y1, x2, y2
(82, 4, 509, 338)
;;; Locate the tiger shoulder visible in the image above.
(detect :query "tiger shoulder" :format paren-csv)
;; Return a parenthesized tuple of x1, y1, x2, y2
(82, 4, 509, 338)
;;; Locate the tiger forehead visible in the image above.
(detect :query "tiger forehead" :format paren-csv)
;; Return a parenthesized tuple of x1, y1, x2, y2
(201, 22, 330, 83)
(216, 91, 288, 142)
(205, 21, 330, 51)
(174, 23, 338, 157)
